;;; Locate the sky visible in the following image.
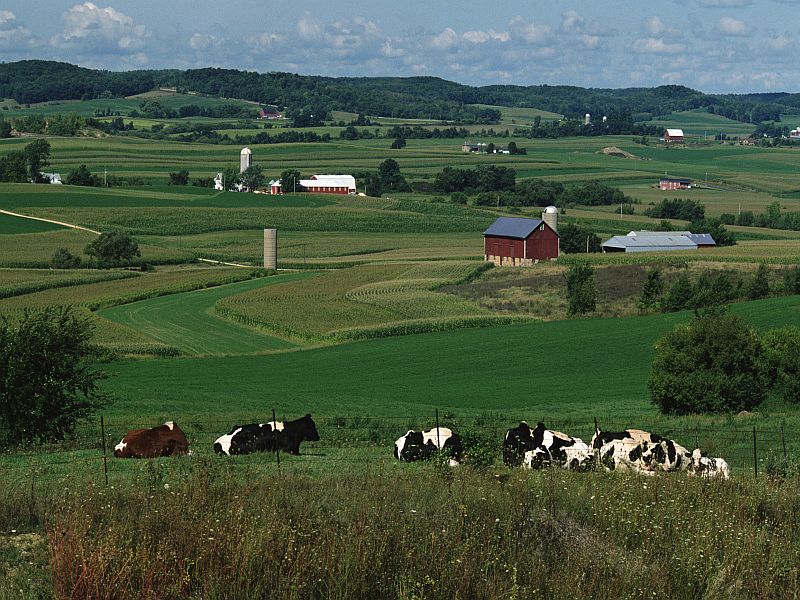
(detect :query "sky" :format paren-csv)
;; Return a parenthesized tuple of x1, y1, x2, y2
(1, 0, 799, 93)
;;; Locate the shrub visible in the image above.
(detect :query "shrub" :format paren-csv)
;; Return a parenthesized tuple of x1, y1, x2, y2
(662, 272, 693, 312)
(458, 427, 499, 472)
(559, 223, 601, 254)
(638, 268, 663, 312)
(761, 326, 800, 404)
(649, 308, 767, 415)
(747, 263, 770, 300)
(783, 266, 800, 295)
(50, 247, 81, 269)
(168, 169, 189, 185)
(0, 306, 110, 446)
(565, 261, 596, 316)
(85, 232, 140, 268)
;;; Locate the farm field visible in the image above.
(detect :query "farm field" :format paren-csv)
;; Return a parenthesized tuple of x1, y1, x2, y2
(645, 108, 757, 137)
(99, 273, 310, 354)
(0, 211, 66, 233)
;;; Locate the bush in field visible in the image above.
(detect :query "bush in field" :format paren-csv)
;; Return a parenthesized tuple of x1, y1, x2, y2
(662, 272, 693, 312)
(559, 223, 601, 254)
(565, 261, 596, 317)
(762, 325, 800, 404)
(747, 263, 770, 300)
(0, 306, 110, 446)
(638, 268, 663, 312)
(85, 232, 140, 268)
(50, 247, 81, 269)
(66, 164, 100, 187)
(649, 308, 767, 415)
(785, 266, 800, 295)
(168, 170, 189, 186)
(458, 427, 499, 472)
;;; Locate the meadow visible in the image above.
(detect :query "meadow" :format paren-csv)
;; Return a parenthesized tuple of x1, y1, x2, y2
(2, 108, 800, 597)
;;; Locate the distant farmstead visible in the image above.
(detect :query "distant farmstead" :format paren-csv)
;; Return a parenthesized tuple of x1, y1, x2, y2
(601, 231, 716, 253)
(483, 212, 559, 266)
(300, 175, 357, 195)
(790, 127, 800, 139)
(659, 177, 692, 190)
(663, 128, 685, 143)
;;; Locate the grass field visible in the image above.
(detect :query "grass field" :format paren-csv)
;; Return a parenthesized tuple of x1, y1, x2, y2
(0, 212, 66, 233)
(646, 109, 757, 137)
(99, 273, 310, 354)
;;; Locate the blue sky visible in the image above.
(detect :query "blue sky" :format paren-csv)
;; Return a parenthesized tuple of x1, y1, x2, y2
(1, 1, 799, 92)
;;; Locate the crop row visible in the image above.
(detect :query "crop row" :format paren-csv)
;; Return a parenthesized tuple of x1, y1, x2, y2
(215, 262, 494, 343)
(0, 269, 137, 299)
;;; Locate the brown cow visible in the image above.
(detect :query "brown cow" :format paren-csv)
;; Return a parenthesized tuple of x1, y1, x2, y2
(114, 421, 190, 458)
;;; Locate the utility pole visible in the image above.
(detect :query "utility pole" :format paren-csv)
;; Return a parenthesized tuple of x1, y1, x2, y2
(104, 167, 107, 188)
(586, 235, 590, 253)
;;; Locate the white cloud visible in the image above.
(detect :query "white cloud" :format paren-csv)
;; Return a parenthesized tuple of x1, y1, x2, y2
(430, 27, 457, 50)
(717, 16, 749, 35)
(51, 3, 149, 53)
(561, 10, 584, 32)
(463, 29, 510, 44)
(0, 10, 39, 52)
(633, 37, 685, 54)
(644, 16, 665, 35)
(764, 33, 794, 51)
(581, 34, 601, 49)
(250, 32, 283, 49)
(509, 16, 551, 44)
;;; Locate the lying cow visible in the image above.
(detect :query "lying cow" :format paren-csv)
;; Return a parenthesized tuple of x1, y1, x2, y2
(503, 421, 591, 470)
(591, 428, 729, 478)
(114, 421, 189, 458)
(214, 414, 319, 456)
(394, 427, 463, 466)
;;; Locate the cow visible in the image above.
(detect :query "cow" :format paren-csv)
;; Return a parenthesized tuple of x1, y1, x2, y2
(503, 422, 591, 470)
(114, 421, 190, 458)
(214, 414, 319, 456)
(394, 427, 463, 466)
(689, 449, 731, 479)
(591, 427, 712, 476)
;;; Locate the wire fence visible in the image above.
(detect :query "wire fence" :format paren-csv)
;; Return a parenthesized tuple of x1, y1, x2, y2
(2, 412, 798, 483)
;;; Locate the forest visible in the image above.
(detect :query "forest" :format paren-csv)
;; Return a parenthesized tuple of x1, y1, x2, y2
(3, 60, 800, 125)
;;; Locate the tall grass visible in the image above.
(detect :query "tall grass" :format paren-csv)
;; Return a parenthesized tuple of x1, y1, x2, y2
(6, 464, 795, 599)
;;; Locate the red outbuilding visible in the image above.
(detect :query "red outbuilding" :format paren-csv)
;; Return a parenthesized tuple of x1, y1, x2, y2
(483, 217, 559, 266)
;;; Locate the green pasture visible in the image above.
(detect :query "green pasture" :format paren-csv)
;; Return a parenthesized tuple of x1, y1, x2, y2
(99, 273, 310, 354)
(0, 212, 65, 233)
(646, 109, 757, 137)
(468, 103, 563, 124)
(0, 92, 257, 118)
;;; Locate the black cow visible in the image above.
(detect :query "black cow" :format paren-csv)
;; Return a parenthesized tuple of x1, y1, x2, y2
(503, 421, 591, 470)
(214, 414, 320, 456)
(394, 427, 463, 466)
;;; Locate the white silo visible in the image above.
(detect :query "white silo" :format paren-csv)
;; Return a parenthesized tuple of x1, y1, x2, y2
(264, 229, 277, 270)
(240, 147, 253, 173)
(542, 205, 558, 233)
(584, 113, 591, 126)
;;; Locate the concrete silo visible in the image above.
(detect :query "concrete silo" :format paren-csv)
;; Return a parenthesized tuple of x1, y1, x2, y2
(264, 229, 277, 270)
(542, 205, 558, 234)
(240, 147, 252, 173)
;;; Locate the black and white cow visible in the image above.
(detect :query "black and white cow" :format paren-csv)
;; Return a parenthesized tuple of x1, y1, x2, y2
(214, 414, 320, 456)
(394, 427, 463, 466)
(503, 422, 591, 470)
(591, 427, 729, 478)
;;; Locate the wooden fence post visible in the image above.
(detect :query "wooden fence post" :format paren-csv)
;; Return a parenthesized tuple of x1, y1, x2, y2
(435, 408, 441, 451)
(753, 426, 758, 478)
(273, 408, 280, 472)
(100, 415, 109, 487)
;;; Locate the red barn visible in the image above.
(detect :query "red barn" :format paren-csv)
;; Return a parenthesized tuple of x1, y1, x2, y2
(659, 177, 692, 190)
(663, 128, 685, 143)
(299, 175, 356, 195)
(484, 217, 559, 266)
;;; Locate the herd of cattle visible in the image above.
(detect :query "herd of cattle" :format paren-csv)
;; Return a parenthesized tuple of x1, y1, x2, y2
(113, 417, 729, 479)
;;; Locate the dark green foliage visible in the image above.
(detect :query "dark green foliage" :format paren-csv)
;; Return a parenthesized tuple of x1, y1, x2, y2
(559, 223, 601, 254)
(168, 169, 190, 186)
(24, 138, 51, 182)
(649, 309, 767, 414)
(239, 165, 265, 191)
(644, 198, 705, 221)
(85, 232, 140, 268)
(638, 269, 663, 312)
(50, 247, 81, 269)
(390, 136, 406, 149)
(458, 426, 499, 472)
(747, 264, 770, 300)
(0, 306, 109, 446)
(784, 266, 800, 294)
(662, 272, 694, 312)
(279, 169, 301, 194)
(513, 178, 564, 207)
(222, 166, 240, 191)
(560, 181, 626, 206)
(565, 261, 597, 317)
(0, 119, 11, 138)
(689, 217, 736, 246)
(434, 165, 515, 194)
(377, 159, 410, 193)
(762, 326, 800, 404)
(0, 150, 28, 182)
(66, 164, 100, 187)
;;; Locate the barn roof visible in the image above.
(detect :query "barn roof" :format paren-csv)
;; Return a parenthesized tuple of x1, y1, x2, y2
(301, 175, 356, 189)
(660, 177, 692, 183)
(602, 234, 698, 251)
(665, 128, 685, 137)
(484, 217, 549, 239)
(685, 233, 716, 246)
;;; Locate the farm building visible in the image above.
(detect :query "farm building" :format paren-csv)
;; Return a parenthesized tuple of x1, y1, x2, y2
(462, 142, 485, 153)
(483, 211, 559, 266)
(601, 231, 716, 253)
(40, 173, 62, 184)
(790, 127, 800, 139)
(298, 175, 357, 195)
(258, 107, 282, 120)
(659, 177, 692, 190)
(269, 180, 282, 195)
(240, 147, 252, 173)
(663, 128, 685, 143)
